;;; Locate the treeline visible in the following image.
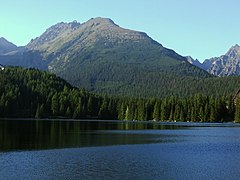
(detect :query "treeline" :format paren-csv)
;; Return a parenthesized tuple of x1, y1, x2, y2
(120, 95, 237, 122)
(0, 67, 239, 122)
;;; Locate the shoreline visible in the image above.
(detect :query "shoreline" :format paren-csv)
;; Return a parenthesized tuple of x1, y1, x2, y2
(0, 118, 239, 127)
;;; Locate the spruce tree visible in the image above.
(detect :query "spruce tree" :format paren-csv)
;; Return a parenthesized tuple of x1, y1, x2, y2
(153, 102, 160, 121)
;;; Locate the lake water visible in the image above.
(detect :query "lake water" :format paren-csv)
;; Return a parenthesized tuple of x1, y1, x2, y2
(1, 119, 240, 179)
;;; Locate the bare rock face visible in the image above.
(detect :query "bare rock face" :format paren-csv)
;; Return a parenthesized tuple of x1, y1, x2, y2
(202, 45, 240, 76)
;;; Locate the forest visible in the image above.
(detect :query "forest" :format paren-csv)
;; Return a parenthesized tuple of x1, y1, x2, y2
(1, 67, 240, 122)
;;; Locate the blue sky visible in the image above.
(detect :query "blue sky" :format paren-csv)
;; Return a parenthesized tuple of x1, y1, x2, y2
(0, 0, 239, 61)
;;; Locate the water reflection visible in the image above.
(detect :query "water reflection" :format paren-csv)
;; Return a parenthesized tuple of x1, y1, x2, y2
(0, 119, 186, 151)
(1, 120, 240, 179)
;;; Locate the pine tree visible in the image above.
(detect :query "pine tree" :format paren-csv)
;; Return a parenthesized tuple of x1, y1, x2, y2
(173, 104, 180, 121)
(35, 104, 41, 118)
(66, 107, 72, 118)
(118, 103, 125, 120)
(73, 105, 81, 119)
(160, 99, 168, 121)
(35, 104, 44, 118)
(153, 101, 160, 121)
(179, 109, 184, 122)
(51, 93, 59, 116)
(125, 106, 130, 120)
(199, 107, 204, 122)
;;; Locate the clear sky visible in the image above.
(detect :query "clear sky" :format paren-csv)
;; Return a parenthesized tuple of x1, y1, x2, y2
(0, 0, 239, 61)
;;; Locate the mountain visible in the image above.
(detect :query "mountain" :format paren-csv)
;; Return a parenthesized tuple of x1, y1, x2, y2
(0, 37, 18, 54)
(201, 44, 240, 76)
(26, 17, 189, 72)
(0, 17, 211, 97)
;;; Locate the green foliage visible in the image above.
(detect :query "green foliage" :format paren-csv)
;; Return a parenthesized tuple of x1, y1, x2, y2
(0, 67, 238, 122)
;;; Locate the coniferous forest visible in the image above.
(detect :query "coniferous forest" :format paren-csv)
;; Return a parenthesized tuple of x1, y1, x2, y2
(1, 67, 240, 122)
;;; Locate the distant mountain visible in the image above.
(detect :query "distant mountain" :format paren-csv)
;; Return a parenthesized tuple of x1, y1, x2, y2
(201, 44, 240, 76)
(0, 44, 47, 70)
(186, 45, 240, 77)
(186, 56, 204, 69)
(0, 37, 18, 54)
(0, 17, 211, 97)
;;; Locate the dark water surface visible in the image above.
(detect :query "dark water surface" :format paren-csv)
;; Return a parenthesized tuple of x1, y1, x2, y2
(1, 119, 240, 179)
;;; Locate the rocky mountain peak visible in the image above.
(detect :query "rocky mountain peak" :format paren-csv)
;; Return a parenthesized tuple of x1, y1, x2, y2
(0, 37, 16, 46)
(226, 44, 240, 58)
(201, 44, 240, 76)
(0, 37, 18, 54)
(80, 17, 149, 42)
(87, 17, 116, 26)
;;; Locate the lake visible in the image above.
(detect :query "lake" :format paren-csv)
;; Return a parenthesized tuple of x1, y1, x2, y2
(1, 119, 240, 179)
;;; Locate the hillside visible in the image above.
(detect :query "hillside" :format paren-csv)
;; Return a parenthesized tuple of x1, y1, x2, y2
(0, 67, 103, 118)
